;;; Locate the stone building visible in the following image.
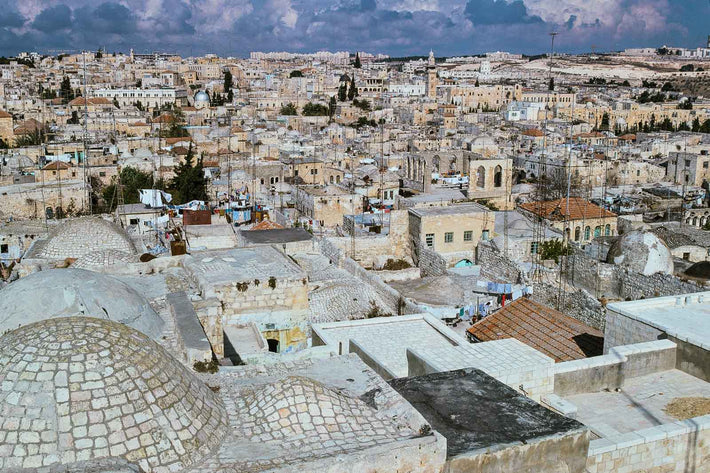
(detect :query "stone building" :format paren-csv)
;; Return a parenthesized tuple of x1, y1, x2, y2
(467, 155, 513, 209)
(519, 197, 618, 244)
(408, 203, 494, 265)
(182, 246, 310, 355)
(294, 185, 364, 228)
(667, 151, 710, 186)
(0, 109, 12, 143)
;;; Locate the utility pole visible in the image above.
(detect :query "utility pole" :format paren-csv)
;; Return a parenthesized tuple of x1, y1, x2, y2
(82, 51, 92, 215)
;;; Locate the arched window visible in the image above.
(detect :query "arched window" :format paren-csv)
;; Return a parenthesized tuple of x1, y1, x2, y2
(336, 175, 341, 183)
(574, 227, 581, 242)
(494, 165, 503, 188)
(329, 175, 334, 184)
(432, 155, 441, 173)
(604, 224, 611, 236)
(584, 226, 591, 240)
(594, 226, 601, 237)
(476, 166, 486, 188)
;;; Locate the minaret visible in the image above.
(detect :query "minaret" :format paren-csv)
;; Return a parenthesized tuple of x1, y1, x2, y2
(426, 50, 438, 101)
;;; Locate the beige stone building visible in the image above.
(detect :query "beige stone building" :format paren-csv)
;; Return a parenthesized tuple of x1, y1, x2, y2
(294, 185, 364, 228)
(468, 156, 513, 209)
(519, 197, 618, 244)
(667, 152, 710, 186)
(0, 110, 12, 144)
(408, 203, 494, 263)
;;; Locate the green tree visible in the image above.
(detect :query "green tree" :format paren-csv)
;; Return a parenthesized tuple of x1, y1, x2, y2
(101, 167, 155, 211)
(280, 103, 298, 115)
(354, 52, 361, 69)
(348, 77, 356, 100)
(96, 48, 103, 59)
(539, 239, 571, 264)
(328, 96, 337, 119)
(301, 102, 329, 116)
(223, 70, 233, 91)
(353, 98, 371, 111)
(289, 70, 303, 78)
(170, 144, 208, 203)
(548, 77, 555, 91)
(692, 117, 701, 132)
(67, 111, 80, 124)
(113, 97, 120, 109)
(60, 77, 74, 104)
(338, 83, 347, 102)
(600, 112, 610, 131)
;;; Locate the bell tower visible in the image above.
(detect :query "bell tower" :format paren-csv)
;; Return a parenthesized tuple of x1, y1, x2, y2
(426, 50, 438, 101)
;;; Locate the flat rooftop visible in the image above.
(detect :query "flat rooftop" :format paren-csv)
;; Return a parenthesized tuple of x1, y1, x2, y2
(183, 246, 305, 287)
(390, 369, 586, 458)
(607, 292, 710, 349)
(240, 228, 312, 245)
(409, 203, 489, 217)
(564, 369, 710, 436)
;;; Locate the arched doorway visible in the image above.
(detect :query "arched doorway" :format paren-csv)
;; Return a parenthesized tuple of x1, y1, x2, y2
(494, 165, 503, 188)
(455, 259, 473, 268)
(476, 166, 486, 188)
(267, 339, 280, 353)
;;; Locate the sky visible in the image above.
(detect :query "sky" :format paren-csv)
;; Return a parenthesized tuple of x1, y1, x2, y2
(0, 0, 708, 57)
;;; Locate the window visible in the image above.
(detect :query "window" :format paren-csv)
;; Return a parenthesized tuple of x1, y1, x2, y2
(594, 226, 601, 238)
(425, 233, 434, 248)
(129, 218, 139, 225)
(445, 232, 454, 243)
(636, 170, 640, 176)
(0, 244, 7, 253)
(584, 226, 591, 240)
(683, 252, 690, 261)
(464, 231, 474, 241)
(703, 161, 709, 169)
(294, 170, 299, 176)
(494, 165, 503, 188)
(604, 224, 611, 236)
(311, 168, 318, 175)
(530, 242, 539, 254)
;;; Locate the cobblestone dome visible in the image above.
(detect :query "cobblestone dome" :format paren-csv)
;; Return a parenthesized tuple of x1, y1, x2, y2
(0, 317, 229, 473)
(72, 250, 136, 271)
(33, 217, 136, 260)
(0, 269, 164, 339)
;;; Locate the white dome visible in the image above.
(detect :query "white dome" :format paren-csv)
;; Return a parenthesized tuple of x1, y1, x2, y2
(194, 91, 209, 103)
(606, 231, 674, 276)
(0, 317, 228, 472)
(0, 269, 165, 339)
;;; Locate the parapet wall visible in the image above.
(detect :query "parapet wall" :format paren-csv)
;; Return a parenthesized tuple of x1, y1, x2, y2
(553, 340, 677, 397)
(586, 416, 710, 473)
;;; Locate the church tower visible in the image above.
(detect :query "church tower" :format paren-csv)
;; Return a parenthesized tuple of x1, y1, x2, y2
(426, 50, 438, 101)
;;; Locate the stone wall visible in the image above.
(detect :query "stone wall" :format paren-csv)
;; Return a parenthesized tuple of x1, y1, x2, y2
(532, 282, 606, 331)
(418, 246, 447, 277)
(586, 417, 710, 473)
(318, 237, 424, 315)
(0, 182, 85, 220)
(619, 270, 705, 300)
(476, 241, 523, 282)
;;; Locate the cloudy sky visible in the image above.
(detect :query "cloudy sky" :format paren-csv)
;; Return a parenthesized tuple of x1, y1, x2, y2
(0, 0, 708, 57)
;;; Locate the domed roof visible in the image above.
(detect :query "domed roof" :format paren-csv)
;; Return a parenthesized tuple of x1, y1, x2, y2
(606, 230, 674, 276)
(0, 269, 164, 339)
(72, 249, 135, 271)
(0, 317, 228, 472)
(34, 217, 135, 260)
(194, 91, 209, 103)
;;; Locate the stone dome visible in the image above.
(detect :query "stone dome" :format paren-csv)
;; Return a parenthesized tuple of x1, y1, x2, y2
(0, 317, 229, 472)
(606, 230, 674, 276)
(34, 217, 135, 260)
(72, 250, 135, 271)
(0, 269, 164, 339)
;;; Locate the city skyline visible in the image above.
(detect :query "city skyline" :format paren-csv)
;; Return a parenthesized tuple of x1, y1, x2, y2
(0, 0, 708, 57)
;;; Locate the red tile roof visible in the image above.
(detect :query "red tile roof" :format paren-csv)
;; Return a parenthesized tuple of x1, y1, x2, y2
(519, 197, 616, 221)
(42, 161, 72, 171)
(467, 298, 604, 362)
(0, 110, 11, 119)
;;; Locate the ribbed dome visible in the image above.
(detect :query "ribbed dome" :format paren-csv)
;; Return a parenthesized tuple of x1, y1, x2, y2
(0, 317, 229, 472)
(34, 217, 135, 260)
(0, 269, 164, 339)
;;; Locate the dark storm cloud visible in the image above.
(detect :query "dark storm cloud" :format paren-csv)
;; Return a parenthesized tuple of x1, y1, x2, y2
(31, 5, 73, 32)
(0, 0, 708, 57)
